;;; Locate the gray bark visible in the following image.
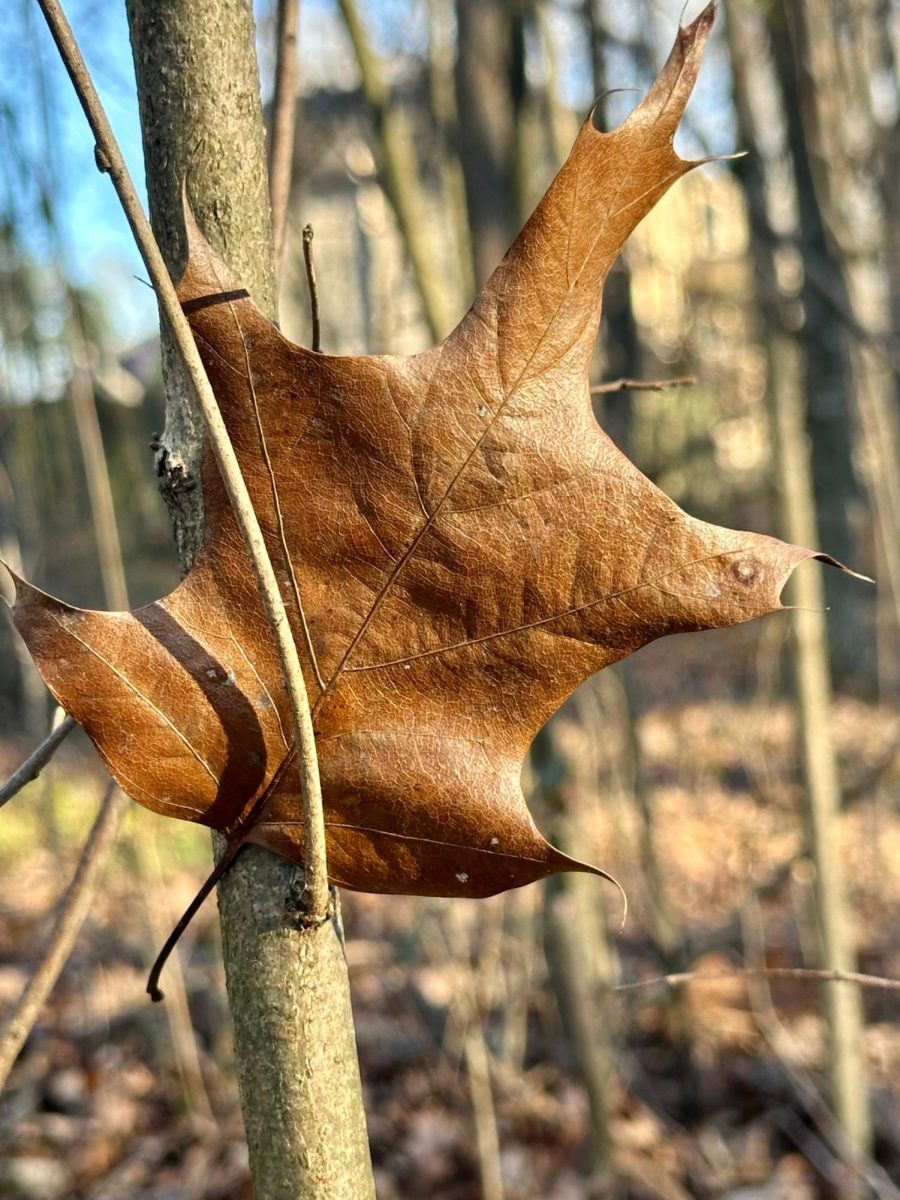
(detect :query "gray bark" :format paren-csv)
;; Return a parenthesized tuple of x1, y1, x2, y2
(783, 0, 900, 698)
(531, 720, 618, 1194)
(454, 0, 525, 287)
(127, 0, 277, 568)
(725, 2, 872, 1177)
(125, 3, 374, 1195)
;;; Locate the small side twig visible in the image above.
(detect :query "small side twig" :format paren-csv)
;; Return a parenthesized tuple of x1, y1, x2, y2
(37, 0, 330, 924)
(0, 714, 76, 811)
(590, 375, 695, 394)
(0, 782, 124, 1088)
(302, 223, 321, 352)
(268, 0, 299, 273)
(739, 901, 897, 1200)
(615, 966, 900, 996)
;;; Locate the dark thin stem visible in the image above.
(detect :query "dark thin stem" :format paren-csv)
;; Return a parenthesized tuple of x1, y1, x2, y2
(590, 375, 695, 394)
(147, 839, 246, 1002)
(0, 715, 76, 810)
(268, 0, 299, 274)
(146, 773, 281, 1000)
(0, 783, 124, 1087)
(302, 223, 321, 352)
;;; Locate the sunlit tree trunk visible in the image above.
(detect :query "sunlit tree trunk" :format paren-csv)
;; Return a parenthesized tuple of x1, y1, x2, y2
(726, 5, 872, 1182)
(125, 3, 374, 1195)
(338, 0, 455, 340)
(783, 0, 900, 699)
(534, 719, 620, 1198)
(766, 12, 864, 684)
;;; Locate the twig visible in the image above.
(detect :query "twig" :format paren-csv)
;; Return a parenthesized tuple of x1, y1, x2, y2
(268, 0, 299, 274)
(36, 0, 330, 922)
(0, 715, 76, 811)
(615, 966, 900, 995)
(739, 901, 897, 1200)
(590, 375, 695, 394)
(0, 782, 124, 1088)
(302, 223, 321, 352)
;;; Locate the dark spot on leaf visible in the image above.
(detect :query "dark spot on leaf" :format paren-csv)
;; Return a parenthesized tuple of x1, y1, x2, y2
(731, 560, 758, 586)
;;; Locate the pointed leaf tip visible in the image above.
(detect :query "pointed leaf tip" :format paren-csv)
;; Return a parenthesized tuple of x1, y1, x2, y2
(550, 844, 628, 931)
(812, 552, 875, 585)
(629, 0, 717, 135)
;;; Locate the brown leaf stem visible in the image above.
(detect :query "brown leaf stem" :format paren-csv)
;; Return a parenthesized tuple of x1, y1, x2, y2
(0, 714, 76, 811)
(268, 0, 299, 274)
(302, 222, 321, 352)
(35, 0, 330, 921)
(0, 782, 124, 1088)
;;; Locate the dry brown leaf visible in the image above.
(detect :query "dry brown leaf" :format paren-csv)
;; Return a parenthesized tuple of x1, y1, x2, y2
(4, 5, 845, 898)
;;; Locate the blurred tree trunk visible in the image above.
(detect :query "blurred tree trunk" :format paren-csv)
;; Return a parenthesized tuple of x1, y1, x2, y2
(454, 0, 526, 287)
(338, 0, 455, 340)
(425, 0, 474, 303)
(782, 0, 900, 698)
(125, 3, 374, 1196)
(726, 4, 872, 1181)
(534, 719, 620, 1198)
(766, 12, 865, 684)
(0, 463, 46, 739)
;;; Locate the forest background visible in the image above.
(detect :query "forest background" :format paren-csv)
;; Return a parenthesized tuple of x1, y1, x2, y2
(0, 1, 898, 1197)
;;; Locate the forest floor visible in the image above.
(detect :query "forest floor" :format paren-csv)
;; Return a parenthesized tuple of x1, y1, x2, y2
(0, 670, 898, 1199)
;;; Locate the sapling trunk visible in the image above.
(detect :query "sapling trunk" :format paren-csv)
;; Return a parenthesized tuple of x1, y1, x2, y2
(124, 1, 374, 1193)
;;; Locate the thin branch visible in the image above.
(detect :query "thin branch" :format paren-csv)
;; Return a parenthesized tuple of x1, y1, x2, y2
(739, 901, 896, 1200)
(0, 715, 76, 811)
(302, 223, 321, 352)
(0, 782, 124, 1088)
(615, 966, 900, 995)
(36, 0, 330, 921)
(590, 375, 695, 395)
(268, 0, 299, 274)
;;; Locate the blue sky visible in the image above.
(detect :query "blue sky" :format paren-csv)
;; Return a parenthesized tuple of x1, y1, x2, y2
(1, 0, 734, 352)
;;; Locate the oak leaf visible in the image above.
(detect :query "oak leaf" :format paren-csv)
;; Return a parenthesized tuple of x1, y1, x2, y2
(5, 5, 842, 898)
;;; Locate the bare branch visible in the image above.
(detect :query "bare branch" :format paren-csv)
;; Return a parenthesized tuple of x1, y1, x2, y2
(302, 223, 321, 352)
(590, 375, 695, 395)
(615, 966, 900, 996)
(36, 0, 330, 920)
(0, 783, 124, 1088)
(0, 715, 76, 811)
(268, 0, 299, 274)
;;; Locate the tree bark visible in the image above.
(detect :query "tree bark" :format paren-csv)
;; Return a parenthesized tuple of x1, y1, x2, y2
(338, 0, 456, 341)
(532, 720, 619, 1195)
(782, 0, 900, 699)
(454, 0, 525, 288)
(766, 14, 863, 682)
(725, 4, 872, 1180)
(125, 3, 374, 1195)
